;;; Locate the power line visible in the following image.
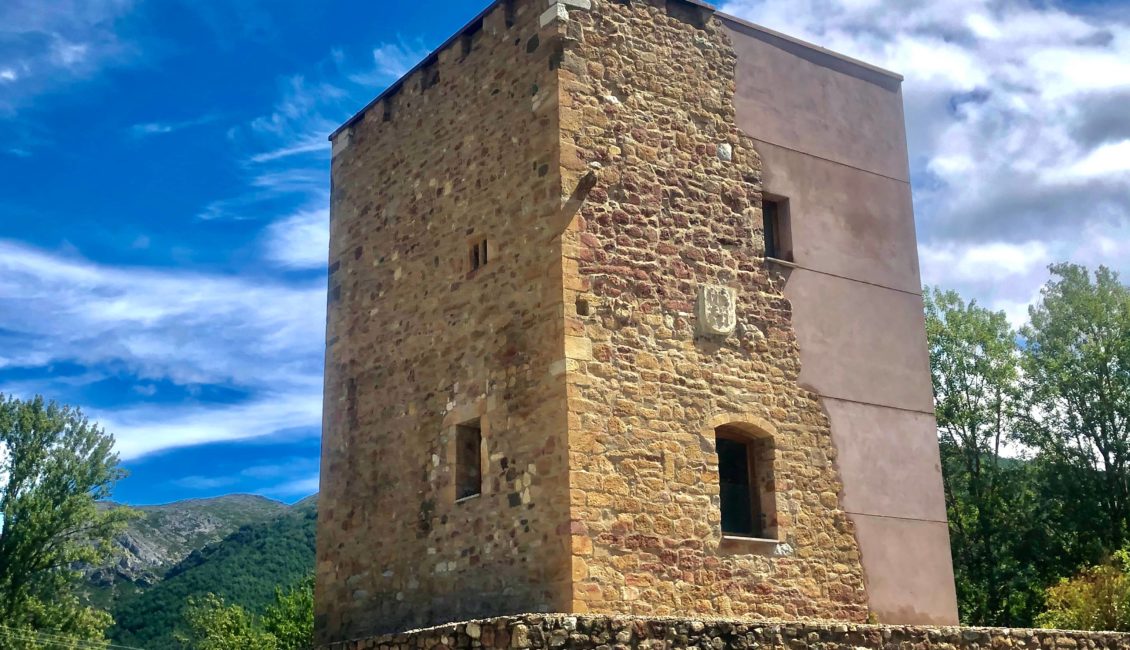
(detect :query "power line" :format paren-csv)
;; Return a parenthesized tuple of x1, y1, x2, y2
(0, 624, 147, 650)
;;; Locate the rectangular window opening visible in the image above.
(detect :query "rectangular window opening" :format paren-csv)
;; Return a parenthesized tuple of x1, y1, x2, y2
(504, 0, 517, 28)
(762, 196, 792, 262)
(456, 419, 482, 501)
(716, 425, 776, 540)
(717, 436, 760, 537)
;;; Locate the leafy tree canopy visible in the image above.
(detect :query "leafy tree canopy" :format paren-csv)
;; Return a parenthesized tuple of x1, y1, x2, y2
(0, 394, 134, 649)
(176, 575, 313, 650)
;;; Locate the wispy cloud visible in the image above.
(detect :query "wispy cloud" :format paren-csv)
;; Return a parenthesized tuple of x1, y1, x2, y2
(0, 240, 325, 458)
(0, 0, 138, 115)
(245, 74, 346, 162)
(173, 457, 320, 492)
(348, 40, 430, 87)
(262, 203, 329, 270)
(129, 114, 218, 138)
(99, 391, 322, 459)
(257, 473, 320, 498)
(248, 134, 328, 163)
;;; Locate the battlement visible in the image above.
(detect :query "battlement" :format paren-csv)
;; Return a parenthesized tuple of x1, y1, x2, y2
(327, 0, 902, 146)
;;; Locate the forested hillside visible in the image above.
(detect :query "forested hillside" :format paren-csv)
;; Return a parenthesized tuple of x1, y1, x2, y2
(86, 494, 289, 607)
(109, 497, 317, 648)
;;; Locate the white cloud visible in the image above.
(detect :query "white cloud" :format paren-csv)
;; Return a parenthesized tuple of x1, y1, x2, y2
(349, 41, 430, 87)
(98, 389, 323, 459)
(0, 240, 326, 457)
(1069, 140, 1130, 178)
(245, 74, 344, 162)
(262, 204, 329, 270)
(919, 241, 1051, 283)
(248, 135, 328, 163)
(720, 0, 1130, 321)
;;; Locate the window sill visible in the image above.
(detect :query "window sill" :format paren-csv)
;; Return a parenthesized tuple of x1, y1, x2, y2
(765, 256, 797, 269)
(721, 535, 779, 545)
(454, 493, 481, 505)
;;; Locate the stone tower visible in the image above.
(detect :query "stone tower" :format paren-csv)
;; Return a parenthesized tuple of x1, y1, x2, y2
(316, 0, 957, 644)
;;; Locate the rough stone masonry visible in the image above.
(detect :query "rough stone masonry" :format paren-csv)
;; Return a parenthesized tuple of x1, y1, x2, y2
(320, 616, 1130, 650)
(318, 0, 962, 646)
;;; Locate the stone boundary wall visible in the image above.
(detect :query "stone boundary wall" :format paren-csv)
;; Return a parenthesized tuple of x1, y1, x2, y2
(320, 615, 1130, 650)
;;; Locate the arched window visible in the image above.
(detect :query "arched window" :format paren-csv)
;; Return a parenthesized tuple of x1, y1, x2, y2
(715, 424, 777, 540)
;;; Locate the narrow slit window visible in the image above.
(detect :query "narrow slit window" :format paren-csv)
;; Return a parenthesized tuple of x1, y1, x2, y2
(469, 239, 489, 272)
(762, 197, 792, 262)
(716, 425, 776, 539)
(456, 419, 482, 501)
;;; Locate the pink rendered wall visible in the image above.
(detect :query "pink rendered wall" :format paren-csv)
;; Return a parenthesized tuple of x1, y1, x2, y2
(722, 15, 959, 624)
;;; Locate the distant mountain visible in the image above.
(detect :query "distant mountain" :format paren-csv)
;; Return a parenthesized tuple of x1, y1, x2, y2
(88, 494, 290, 594)
(108, 495, 318, 649)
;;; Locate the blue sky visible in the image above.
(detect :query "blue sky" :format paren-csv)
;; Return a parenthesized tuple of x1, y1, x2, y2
(1, 0, 1128, 505)
(0, 0, 479, 504)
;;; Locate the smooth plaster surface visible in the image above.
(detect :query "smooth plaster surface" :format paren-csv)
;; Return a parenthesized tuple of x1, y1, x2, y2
(853, 516, 961, 625)
(755, 140, 922, 294)
(724, 17, 911, 183)
(823, 398, 947, 523)
(784, 269, 934, 413)
(724, 17, 958, 625)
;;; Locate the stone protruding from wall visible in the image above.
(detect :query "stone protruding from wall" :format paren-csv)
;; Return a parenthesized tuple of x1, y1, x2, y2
(319, 615, 1130, 650)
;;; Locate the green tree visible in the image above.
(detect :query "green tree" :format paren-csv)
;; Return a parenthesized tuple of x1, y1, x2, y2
(0, 394, 134, 649)
(178, 594, 277, 650)
(262, 576, 314, 650)
(1019, 264, 1130, 551)
(1037, 549, 1130, 631)
(176, 576, 313, 650)
(925, 287, 1039, 624)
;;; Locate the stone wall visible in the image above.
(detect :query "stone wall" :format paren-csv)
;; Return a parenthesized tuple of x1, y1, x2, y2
(558, 0, 869, 620)
(321, 615, 1130, 650)
(317, 0, 573, 641)
(320, 0, 948, 642)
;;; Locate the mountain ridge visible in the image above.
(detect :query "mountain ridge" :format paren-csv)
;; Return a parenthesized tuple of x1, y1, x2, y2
(90, 493, 292, 590)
